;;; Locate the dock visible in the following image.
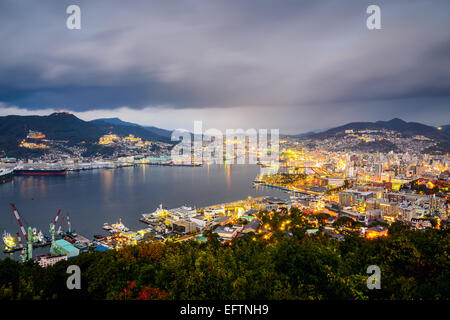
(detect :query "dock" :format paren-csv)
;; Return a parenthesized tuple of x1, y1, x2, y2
(3, 240, 51, 254)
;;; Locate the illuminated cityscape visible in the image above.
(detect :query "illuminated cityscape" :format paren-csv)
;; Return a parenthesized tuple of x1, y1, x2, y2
(0, 0, 449, 309)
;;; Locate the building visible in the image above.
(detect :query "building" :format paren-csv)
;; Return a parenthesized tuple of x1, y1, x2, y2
(365, 209, 382, 223)
(37, 254, 68, 268)
(339, 190, 374, 207)
(122, 230, 142, 242)
(241, 219, 261, 234)
(212, 216, 231, 226)
(169, 206, 197, 219)
(378, 200, 400, 217)
(328, 176, 344, 187)
(214, 226, 239, 240)
(27, 130, 46, 139)
(260, 203, 278, 211)
(53, 239, 80, 258)
(190, 215, 209, 229)
(365, 226, 388, 239)
(99, 134, 120, 145)
(400, 205, 416, 221)
(172, 220, 197, 234)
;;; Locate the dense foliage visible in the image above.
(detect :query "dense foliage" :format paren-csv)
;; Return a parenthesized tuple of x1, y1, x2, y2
(0, 221, 448, 300)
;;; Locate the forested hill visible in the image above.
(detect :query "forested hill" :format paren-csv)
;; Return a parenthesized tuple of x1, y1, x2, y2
(306, 118, 450, 142)
(0, 112, 171, 157)
(0, 219, 447, 300)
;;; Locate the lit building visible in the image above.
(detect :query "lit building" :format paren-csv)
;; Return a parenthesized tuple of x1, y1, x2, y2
(36, 254, 68, 268)
(365, 226, 388, 239)
(213, 226, 239, 240)
(27, 130, 46, 139)
(172, 220, 197, 234)
(98, 134, 120, 145)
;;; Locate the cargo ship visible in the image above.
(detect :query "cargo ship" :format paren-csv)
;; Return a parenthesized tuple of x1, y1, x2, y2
(0, 168, 14, 183)
(14, 166, 66, 176)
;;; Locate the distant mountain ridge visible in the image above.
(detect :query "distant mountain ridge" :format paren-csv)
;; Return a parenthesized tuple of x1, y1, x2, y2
(304, 118, 450, 142)
(440, 124, 450, 133)
(92, 117, 140, 127)
(91, 117, 173, 138)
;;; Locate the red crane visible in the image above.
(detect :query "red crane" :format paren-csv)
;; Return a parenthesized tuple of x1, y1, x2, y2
(16, 232, 25, 260)
(66, 212, 72, 233)
(10, 203, 28, 242)
(57, 213, 65, 234)
(52, 209, 62, 229)
(57, 212, 71, 234)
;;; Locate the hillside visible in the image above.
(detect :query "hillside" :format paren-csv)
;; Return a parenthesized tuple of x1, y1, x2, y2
(92, 118, 173, 138)
(307, 118, 450, 142)
(440, 125, 450, 133)
(0, 221, 447, 300)
(298, 118, 450, 154)
(0, 113, 171, 158)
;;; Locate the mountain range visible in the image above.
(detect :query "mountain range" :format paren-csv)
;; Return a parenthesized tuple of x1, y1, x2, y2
(0, 112, 172, 157)
(292, 118, 450, 154)
(295, 118, 450, 142)
(0, 114, 449, 158)
(91, 118, 172, 138)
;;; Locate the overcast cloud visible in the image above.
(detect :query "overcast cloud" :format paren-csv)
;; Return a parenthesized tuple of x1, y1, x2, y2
(0, 0, 449, 133)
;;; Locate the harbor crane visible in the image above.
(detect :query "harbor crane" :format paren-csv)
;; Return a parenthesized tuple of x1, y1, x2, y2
(49, 209, 61, 255)
(66, 212, 72, 234)
(57, 212, 72, 235)
(57, 214, 65, 235)
(10, 203, 32, 260)
(16, 232, 26, 263)
(52, 209, 62, 230)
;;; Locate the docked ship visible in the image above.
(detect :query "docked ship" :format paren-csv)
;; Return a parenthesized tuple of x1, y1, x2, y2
(0, 168, 14, 183)
(14, 165, 66, 176)
(103, 218, 129, 233)
(2, 231, 16, 250)
(31, 228, 45, 244)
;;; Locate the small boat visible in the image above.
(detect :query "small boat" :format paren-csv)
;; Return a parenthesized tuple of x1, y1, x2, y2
(102, 223, 113, 231)
(111, 218, 129, 232)
(104, 219, 129, 233)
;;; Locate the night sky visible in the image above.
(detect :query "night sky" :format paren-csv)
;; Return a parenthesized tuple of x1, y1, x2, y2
(0, 0, 449, 133)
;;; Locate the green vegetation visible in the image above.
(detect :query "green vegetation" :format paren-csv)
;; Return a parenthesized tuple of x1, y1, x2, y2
(260, 173, 308, 186)
(0, 215, 448, 300)
(406, 179, 449, 195)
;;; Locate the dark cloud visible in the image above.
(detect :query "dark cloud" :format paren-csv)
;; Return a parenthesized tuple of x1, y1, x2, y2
(0, 0, 449, 130)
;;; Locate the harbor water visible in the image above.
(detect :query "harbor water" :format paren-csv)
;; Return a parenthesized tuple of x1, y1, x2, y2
(0, 164, 285, 258)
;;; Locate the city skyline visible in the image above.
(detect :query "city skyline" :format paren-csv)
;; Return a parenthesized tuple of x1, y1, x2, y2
(0, 0, 450, 133)
(0, 0, 449, 306)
